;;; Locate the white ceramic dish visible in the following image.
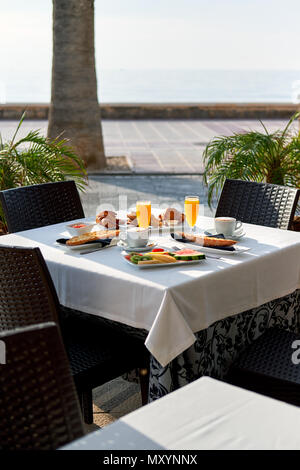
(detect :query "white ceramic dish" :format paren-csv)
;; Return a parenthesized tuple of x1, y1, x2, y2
(65, 222, 95, 237)
(204, 228, 246, 240)
(118, 241, 156, 252)
(123, 256, 204, 269)
(174, 241, 250, 256)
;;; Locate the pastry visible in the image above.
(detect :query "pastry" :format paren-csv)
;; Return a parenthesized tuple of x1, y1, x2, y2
(127, 212, 137, 221)
(96, 210, 116, 224)
(176, 232, 237, 247)
(150, 214, 161, 227)
(126, 212, 162, 227)
(160, 208, 184, 222)
(66, 230, 120, 246)
(96, 210, 119, 229)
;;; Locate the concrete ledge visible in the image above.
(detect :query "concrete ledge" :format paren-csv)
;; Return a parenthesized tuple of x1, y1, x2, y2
(0, 103, 299, 120)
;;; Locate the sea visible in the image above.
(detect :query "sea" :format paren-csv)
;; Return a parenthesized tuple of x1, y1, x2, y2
(1, 69, 300, 103)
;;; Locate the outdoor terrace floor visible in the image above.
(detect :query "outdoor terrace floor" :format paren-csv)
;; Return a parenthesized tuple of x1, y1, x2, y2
(0, 118, 292, 173)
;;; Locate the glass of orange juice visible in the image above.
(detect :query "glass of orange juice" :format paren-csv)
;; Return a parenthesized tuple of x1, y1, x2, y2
(184, 196, 199, 232)
(136, 201, 151, 228)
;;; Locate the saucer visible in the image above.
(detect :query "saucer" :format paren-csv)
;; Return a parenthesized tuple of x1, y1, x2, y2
(204, 228, 246, 240)
(117, 240, 156, 252)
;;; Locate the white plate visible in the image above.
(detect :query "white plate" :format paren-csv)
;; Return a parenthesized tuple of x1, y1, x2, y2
(174, 241, 250, 256)
(117, 241, 157, 252)
(55, 241, 107, 251)
(123, 256, 204, 269)
(204, 228, 246, 240)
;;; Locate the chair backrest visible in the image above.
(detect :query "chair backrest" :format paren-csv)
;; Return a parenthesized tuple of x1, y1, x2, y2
(215, 179, 300, 230)
(0, 180, 85, 233)
(0, 323, 84, 450)
(0, 246, 61, 331)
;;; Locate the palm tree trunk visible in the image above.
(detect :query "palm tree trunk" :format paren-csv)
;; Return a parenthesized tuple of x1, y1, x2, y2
(48, 0, 106, 170)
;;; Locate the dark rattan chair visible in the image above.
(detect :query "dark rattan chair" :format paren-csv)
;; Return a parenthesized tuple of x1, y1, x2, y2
(227, 328, 300, 407)
(215, 179, 300, 230)
(0, 245, 149, 424)
(0, 323, 84, 450)
(0, 180, 85, 233)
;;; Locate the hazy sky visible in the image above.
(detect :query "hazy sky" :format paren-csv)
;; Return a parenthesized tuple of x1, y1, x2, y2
(1, 0, 300, 73)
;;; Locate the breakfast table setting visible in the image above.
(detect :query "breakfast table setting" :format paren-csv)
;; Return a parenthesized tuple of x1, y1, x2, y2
(0, 196, 299, 401)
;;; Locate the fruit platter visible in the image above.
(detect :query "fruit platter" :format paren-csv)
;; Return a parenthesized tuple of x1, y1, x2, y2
(123, 247, 206, 268)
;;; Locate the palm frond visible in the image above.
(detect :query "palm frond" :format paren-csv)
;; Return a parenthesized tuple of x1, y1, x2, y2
(0, 113, 88, 198)
(203, 115, 300, 207)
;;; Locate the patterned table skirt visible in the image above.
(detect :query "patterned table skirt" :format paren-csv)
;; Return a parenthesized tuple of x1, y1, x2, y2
(149, 289, 300, 401)
(63, 290, 300, 402)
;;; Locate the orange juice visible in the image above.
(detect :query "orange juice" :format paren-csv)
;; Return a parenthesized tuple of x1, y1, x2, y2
(136, 201, 151, 228)
(184, 196, 199, 228)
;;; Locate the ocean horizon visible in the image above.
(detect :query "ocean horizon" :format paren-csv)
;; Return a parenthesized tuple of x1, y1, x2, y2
(1, 69, 300, 104)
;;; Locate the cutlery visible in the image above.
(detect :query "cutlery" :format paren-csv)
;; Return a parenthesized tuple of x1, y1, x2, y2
(79, 238, 118, 255)
(169, 245, 222, 260)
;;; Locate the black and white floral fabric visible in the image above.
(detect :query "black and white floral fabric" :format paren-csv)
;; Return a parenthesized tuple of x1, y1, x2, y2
(148, 289, 300, 401)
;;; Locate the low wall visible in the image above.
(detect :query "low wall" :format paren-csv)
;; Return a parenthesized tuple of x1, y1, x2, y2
(0, 103, 298, 120)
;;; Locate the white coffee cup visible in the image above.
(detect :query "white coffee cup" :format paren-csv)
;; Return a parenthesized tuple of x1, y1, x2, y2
(214, 217, 243, 237)
(125, 227, 149, 248)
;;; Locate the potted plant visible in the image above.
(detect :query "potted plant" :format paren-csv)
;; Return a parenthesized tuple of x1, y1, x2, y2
(203, 113, 300, 230)
(0, 113, 87, 233)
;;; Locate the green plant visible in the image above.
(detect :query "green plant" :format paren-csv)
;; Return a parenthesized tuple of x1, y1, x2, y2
(0, 113, 88, 230)
(203, 113, 300, 207)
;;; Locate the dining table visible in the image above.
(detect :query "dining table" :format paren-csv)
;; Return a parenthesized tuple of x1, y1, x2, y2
(0, 214, 299, 401)
(60, 376, 300, 450)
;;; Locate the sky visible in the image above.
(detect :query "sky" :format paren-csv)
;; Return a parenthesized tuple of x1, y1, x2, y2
(0, 0, 299, 102)
(0, 0, 299, 72)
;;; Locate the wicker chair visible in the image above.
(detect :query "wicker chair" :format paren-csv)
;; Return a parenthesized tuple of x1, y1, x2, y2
(215, 179, 300, 230)
(0, 323, 84, 450)
(227, 328, 300, 407)
(0, 245, 149, 424)
(0, 180, 85, 233)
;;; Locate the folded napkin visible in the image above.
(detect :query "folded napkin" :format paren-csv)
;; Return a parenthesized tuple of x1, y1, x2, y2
(170, 232, 236, 251)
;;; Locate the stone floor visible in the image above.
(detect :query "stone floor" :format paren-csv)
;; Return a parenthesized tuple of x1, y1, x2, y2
(81, 174, 215, 218)
(0, 118, 291, 173)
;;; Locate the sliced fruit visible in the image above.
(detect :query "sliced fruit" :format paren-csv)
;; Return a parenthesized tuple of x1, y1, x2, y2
(150, 253, 177, 263)
(130, 254, 143, 264)
(138, 260, 160, 265)
(174, 249, 201, 255)
(174, 253, 205, 261)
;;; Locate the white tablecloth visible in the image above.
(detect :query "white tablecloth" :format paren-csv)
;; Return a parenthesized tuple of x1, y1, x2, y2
(61, 377, 300, 450)
(1, 216, 299, 366)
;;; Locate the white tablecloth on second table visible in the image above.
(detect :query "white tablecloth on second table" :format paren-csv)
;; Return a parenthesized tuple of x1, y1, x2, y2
(1, 216, 299, 366)
(61, 377, 300, 450)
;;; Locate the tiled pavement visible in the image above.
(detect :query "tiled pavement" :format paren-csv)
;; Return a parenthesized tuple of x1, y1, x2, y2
(102, 119, 292, 173)
(0, 119, 292, 173)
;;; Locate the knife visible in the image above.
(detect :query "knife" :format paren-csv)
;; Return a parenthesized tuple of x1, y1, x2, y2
(79, 238, 118, 255)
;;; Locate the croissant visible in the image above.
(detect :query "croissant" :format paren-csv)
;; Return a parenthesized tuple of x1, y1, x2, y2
(96, 210, 116, 225)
